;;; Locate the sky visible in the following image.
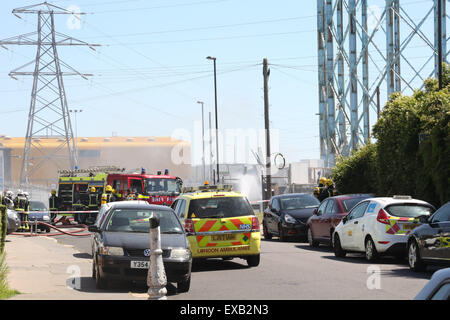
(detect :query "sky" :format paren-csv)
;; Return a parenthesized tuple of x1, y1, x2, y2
(0, 0, 442, 168)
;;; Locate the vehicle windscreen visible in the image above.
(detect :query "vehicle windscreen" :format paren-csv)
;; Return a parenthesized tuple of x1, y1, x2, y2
(279, 195, 319, 210)
(385, 204, 434, 218)
(188, 197, 254, 219)
(145, 178, 181, 193)
(105, 209, 183, 233)
(341, 196, 371, 213)
(30, 201, 47, 211)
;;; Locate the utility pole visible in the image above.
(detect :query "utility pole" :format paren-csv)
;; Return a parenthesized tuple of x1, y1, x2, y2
(208, 111, 213, 183)
(0, 3, 99, 185)
(437, 0, 443, 90)
(206, 56, 220, 184)
(196, 101, 206, 183)
(263, 58, 271, 201)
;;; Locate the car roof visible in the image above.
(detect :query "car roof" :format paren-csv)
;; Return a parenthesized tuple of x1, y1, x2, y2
(327, 194, 374, 201)
(274, 193, 314, 198)
(107, 200, 173, 211)
(369, 197, 433, 206)
(414, 268, 450, 300)
(180, 191, 244, 199)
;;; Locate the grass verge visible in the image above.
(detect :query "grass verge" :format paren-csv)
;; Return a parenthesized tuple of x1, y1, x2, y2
(0, 251, 19, 300)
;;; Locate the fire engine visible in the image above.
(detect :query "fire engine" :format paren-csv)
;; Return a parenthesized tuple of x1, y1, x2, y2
(56, 166, 183, 223)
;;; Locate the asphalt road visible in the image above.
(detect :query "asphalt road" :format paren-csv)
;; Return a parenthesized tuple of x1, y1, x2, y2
(51, 232, 441, 300)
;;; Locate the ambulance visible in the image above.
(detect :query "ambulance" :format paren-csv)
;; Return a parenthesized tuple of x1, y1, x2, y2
(171, 184, 261, 267)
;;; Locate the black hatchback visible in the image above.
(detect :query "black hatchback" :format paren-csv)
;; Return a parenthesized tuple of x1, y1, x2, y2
(407, 201, 450, 271)
(263, 193, 320, 241)
(89, 201, 192, 292)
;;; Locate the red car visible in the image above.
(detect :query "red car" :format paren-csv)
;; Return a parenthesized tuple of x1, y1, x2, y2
(306, 194, 373, 247)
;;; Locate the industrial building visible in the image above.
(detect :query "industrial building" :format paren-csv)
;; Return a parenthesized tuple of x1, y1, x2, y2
(0, 136, 191, 189)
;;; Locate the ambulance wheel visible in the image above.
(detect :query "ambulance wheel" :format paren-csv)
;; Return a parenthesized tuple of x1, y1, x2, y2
(246, 254, 260, 267)
(365, 237, 378, 262)
(177, 277, 191, 293)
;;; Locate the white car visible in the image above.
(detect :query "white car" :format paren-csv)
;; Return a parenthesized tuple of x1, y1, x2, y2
(333, 196, 435, 261)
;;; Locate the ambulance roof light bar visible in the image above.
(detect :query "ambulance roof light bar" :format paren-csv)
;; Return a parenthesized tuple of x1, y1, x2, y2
(182, 184, 233, 193)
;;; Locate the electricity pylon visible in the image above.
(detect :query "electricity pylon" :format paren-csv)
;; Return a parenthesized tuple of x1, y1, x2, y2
(0, 2, 99, 185)
(317, 0, 448, 168)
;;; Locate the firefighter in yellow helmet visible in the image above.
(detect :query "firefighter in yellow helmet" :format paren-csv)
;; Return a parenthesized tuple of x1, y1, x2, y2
(315, 176, 328, 201)
(101, 185, 116, 205)
(49, 189, 60, 223)
(325, 178, 335, 197)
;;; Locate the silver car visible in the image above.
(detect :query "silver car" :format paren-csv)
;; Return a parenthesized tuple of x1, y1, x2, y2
(7, 209, 21, 234)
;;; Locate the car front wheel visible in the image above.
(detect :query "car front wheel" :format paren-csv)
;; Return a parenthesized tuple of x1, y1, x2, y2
(95, 263, 108, 290)
(307, 227, 319, 247)
(263, 222, 272, 240)
(408, 240, 426, 272)
(177, 277, 191, 293)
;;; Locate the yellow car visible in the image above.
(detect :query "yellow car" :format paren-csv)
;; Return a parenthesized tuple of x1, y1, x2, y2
(171, 184, 261, 267)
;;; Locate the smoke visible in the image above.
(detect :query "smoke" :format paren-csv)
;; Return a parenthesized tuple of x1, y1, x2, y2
(233, 173, 261, 202)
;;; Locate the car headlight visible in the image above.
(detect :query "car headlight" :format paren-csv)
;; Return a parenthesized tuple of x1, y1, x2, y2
(100, 245, 124, 256)
(284, 214, 297, 224)
(170, 248, 191, 260)
(43, 215, 50, 221)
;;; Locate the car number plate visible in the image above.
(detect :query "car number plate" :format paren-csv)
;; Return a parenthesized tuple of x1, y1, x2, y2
(211, 234, 236, 241)
(130, 261, 149, 269)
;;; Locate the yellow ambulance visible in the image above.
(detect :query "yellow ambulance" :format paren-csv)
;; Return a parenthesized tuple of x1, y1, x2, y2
(171, 184, 261, 267)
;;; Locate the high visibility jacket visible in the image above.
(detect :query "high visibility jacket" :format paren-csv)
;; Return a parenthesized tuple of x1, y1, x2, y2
(14, 196, 29, 212)
(49, 195, 59, 211)
(101, 192, 115, 205)
(88, 193, 98, 208)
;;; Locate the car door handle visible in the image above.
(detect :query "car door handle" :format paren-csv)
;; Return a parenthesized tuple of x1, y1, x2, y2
(354, 221, 358, 225)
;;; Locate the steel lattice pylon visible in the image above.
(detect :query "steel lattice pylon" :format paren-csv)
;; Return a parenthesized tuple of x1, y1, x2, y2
(317, 0, 449, 168)
(0, 2, 99, 185)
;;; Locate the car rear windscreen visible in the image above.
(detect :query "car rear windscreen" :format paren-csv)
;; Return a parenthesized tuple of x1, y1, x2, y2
(188, 197, 254, 219)
(385, 204, 434, 218)
(105, 209, 183, 233)
(341, 197, 371, 213)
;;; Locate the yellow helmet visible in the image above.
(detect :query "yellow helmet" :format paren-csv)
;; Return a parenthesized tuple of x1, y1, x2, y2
(51, 189, 56, 195)
(326, 179, 334, 187)
(90, 187, 96, 192)
(319, 177, 327, 185)
(106, 185, 113, 192)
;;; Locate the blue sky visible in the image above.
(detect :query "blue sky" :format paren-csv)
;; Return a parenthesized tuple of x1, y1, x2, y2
(0, 0, 441, 166)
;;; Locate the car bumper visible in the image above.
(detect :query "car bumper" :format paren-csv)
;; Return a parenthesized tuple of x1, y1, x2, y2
(98, 256, 191, 283)
(188, 232, 261, 258)
(281, 222, 308, 237)
(7, 217, 21, 234)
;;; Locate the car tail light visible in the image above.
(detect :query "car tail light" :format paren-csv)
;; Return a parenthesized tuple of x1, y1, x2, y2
(184, 219, 194, 233)
(377, 208, 390, 224)
(251, 216, 260, 231)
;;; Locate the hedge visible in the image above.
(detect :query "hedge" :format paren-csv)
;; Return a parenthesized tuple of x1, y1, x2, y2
(0, 205, 6, 253)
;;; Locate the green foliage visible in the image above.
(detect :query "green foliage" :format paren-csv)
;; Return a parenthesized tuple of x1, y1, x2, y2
(0, 251, 19, 300)
(0, 205, 6, 253)
(332, 64, 450, 207)
(331, 143, 378, 195)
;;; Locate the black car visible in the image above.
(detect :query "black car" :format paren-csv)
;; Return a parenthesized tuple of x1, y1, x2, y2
(263, 193, 320, 241)
(89, 201, 192, 292)
(407, 202, 450, 271)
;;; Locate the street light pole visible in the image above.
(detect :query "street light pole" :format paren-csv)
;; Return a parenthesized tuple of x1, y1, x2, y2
(196, 101, 206, 183)
(206, 56, 219, 184)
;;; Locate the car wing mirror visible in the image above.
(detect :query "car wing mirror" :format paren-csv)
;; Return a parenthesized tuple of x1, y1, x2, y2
(88, 225, 101, 233)
(313, 208, 318, 215)
(342, 216, 348, 224)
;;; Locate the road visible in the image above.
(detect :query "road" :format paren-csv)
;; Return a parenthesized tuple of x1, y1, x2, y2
(52, 233, 438, 300)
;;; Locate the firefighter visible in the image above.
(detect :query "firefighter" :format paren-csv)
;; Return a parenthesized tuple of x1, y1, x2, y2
(325, 178, 336, 197)
(49, 189, 59, 223)
(4, 191, 14, 209)
(88, 187, 99, 210)
(315, 177, 328, 201)
(14, 190, 30, 232)
(101, 185, 116, 205)
(125, 189, 135, 201)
